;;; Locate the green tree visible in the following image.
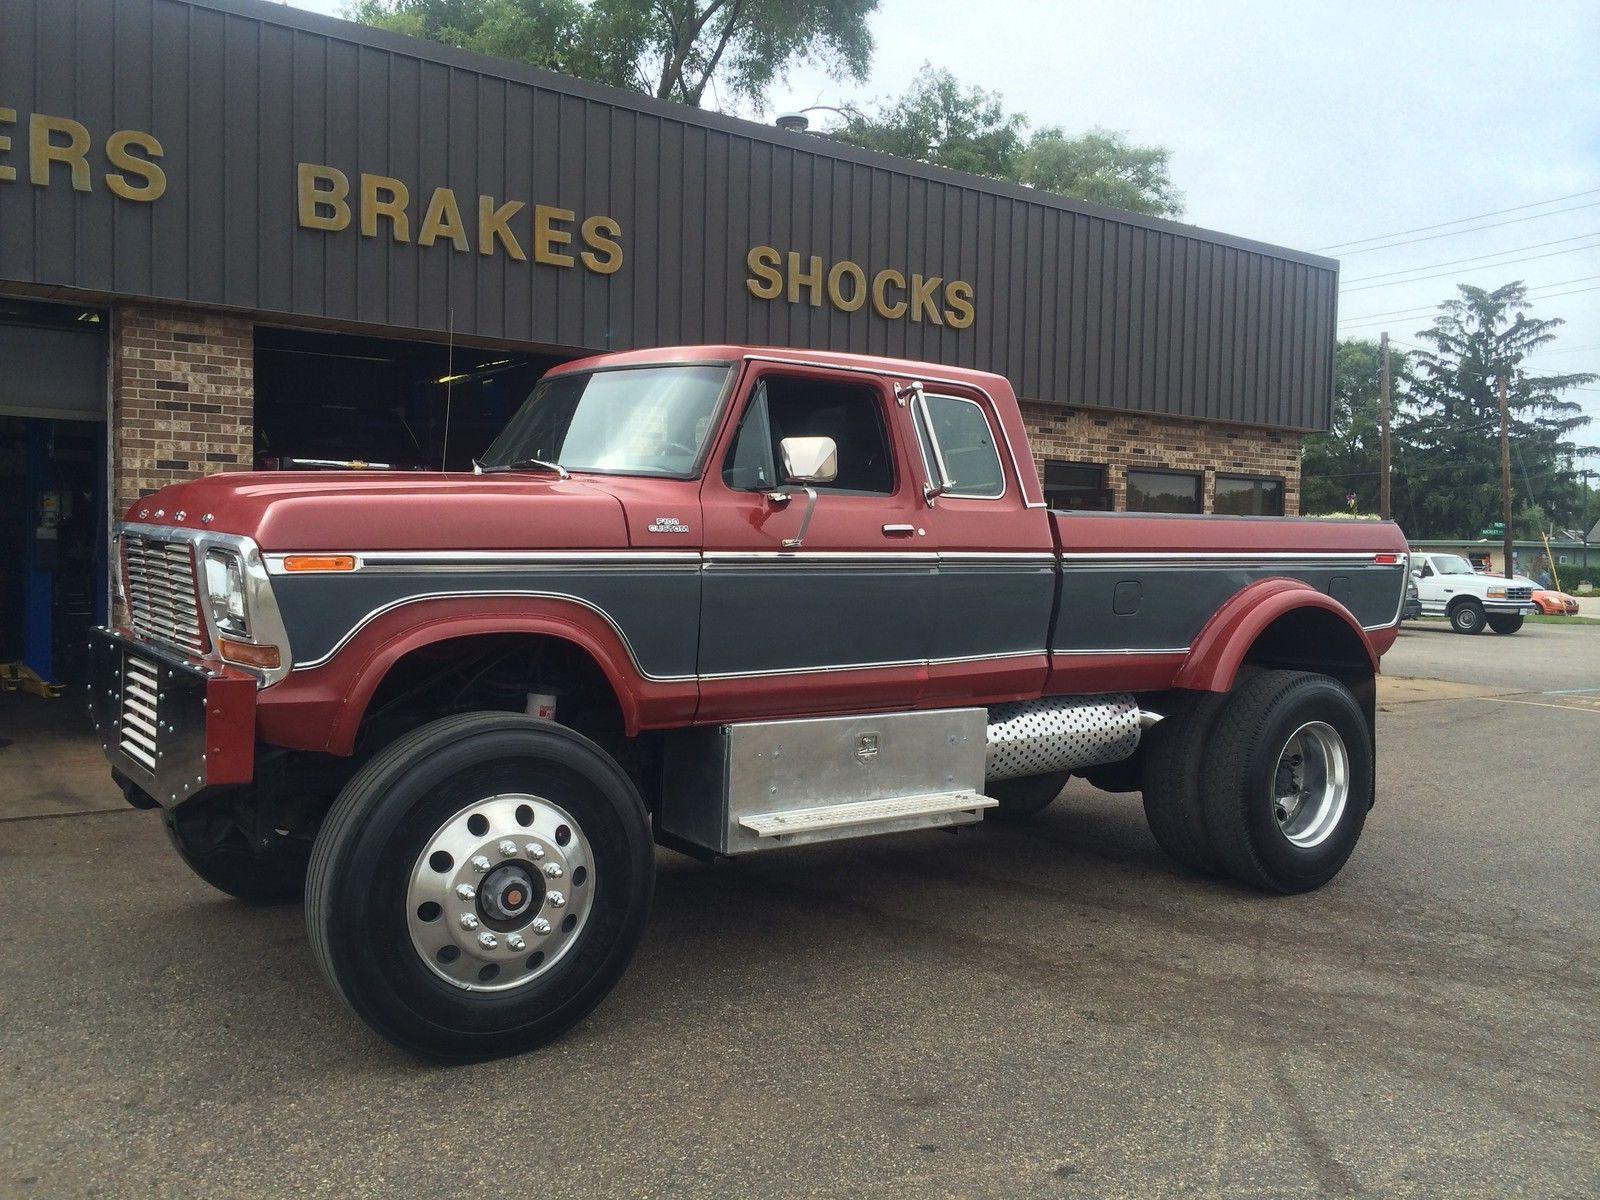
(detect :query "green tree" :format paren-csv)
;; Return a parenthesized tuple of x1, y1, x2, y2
(1017, 127, 1183, 218)
(1399, 282, 1596, 539)
(1300, 338, 1410, 516)
(346, 0, 878, 109)
(832, 68, 1184, 217)
(832, 68, 1025, 178)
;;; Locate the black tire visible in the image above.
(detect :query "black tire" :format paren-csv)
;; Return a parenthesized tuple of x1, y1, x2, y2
(1449, 599, 1486, 634)
(986, 772, 1071, 820)
(306, 712, 654, 1061)
(1487, 613, 1524, 635)
(1140, 690, 1230, 874)
(163, 797, 310, 905)
(1080, 755, 1142, 794)
(1199, 670, 1371, 894)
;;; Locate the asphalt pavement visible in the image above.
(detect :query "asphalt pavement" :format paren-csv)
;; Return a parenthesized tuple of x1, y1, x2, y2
(1, 622, 1596, 1198)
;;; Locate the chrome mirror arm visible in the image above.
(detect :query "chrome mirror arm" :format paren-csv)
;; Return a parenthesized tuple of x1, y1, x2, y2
(781, 486, 819, 549)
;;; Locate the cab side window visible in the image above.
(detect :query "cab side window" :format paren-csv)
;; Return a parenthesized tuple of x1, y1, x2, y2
(722, 376, 895, 494)
(914, 394, 1005, 499)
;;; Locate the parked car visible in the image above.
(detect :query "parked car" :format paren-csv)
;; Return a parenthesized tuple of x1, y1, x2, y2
(93, 345, 1410, 1060)
(1411, 551, 1535, 634)
(1532, 589, 1580, 616)
(1402, 576, 1423, 620)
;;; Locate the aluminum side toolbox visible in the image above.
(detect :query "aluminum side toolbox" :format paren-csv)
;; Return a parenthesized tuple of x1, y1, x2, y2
(87, 629, 257, 806)
(659, 708, 992, 855)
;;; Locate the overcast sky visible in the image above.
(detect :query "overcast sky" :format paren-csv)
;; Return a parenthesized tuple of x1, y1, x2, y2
(287, 0, 1600, 458)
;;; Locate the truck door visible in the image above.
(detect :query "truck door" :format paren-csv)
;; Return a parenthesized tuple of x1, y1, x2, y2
(695, 363, 934, 722)
(901, 382, 1056, 706)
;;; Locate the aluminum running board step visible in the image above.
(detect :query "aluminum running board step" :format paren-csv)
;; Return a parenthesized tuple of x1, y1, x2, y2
(739, 790, 997, 840)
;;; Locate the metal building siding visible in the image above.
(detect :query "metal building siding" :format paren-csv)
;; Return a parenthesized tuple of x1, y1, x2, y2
(0, 0, 1338, 430)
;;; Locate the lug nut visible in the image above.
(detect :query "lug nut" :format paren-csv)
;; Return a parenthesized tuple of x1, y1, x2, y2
(455, 884, 476, 901)
(546, 890, 566, 909)
(470, 855, 492, 873)
(507, 933, 526, 952)
(459, 912, 480, 930)
(524, 843, 545, 860)
(543, 863, 564, 878)
(531, 917, 552, 936)
(478, 931, 498, 950)
(498, 839, 519, 857)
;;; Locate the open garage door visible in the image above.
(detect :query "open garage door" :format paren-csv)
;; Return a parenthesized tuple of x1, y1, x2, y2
(0, 299, 108, 686)
(253, 328, 573, 473)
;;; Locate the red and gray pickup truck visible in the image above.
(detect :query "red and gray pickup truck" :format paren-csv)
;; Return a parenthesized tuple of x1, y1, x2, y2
(91, 345, 1408, 1059)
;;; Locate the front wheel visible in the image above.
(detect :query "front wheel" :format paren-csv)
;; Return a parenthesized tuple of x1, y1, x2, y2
(306, 713, 655, 1061)
(163, 793, 311, 905)
(1450, 599, 1486, 634)
(1488, 613, 1524, 635)
(1199, 670, 1371, 894)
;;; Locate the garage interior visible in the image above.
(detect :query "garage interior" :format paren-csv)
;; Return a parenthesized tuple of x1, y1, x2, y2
(0, 298, 108, 689)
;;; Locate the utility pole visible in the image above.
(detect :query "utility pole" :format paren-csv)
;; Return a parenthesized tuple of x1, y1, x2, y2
(1379, 332, 1392, 521)
(1498, 374, 1514, 579)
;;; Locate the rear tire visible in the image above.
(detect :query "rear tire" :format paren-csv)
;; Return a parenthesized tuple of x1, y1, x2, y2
(306, 713, 654, 1061)
(986, 772, 1070, 820)
(1200, 670, 1371, 894)
(1487, 613, 1524, 635)
(1450, 599, 1486, 634)
(163, 797, 310, 905)
(1140, 690, 1230, 874)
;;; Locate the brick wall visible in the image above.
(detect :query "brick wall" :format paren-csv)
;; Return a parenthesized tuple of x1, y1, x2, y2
(111, 304, 253, 516)
(1018, 401, 1304, 516)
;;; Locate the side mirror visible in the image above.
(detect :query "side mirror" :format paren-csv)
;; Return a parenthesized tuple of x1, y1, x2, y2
(773, 436, 837, 549)
(779, 436, 838, 485)
(1410, 568, 1421, 579)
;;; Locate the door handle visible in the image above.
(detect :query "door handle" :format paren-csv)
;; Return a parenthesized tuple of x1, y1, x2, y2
(882, 523, 917, 537)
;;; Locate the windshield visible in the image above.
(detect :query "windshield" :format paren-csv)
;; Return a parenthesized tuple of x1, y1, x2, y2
(1431, 554, 1476, 575)
(479, 364, 733, 477)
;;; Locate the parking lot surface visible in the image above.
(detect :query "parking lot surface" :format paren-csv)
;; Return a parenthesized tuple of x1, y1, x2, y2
(1, 623, 1596, 1199)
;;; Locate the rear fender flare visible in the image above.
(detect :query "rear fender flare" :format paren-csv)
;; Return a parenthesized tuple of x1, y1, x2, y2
(1173, 578, 1377, 693)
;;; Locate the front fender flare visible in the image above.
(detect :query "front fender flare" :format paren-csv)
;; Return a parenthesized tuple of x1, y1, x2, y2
(1173, 577, 1378, 693)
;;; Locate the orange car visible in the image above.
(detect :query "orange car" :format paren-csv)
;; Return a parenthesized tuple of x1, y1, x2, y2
(1532, 589, 1580, 615)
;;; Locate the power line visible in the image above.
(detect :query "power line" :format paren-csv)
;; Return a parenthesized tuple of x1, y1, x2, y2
(1342, 233, 1600, 283)
(1343, 254, 1600, 293)
(1315, 188, 1600, 251)
(1339, 282, 1600, 328)
(1325, 200, 1600, 257)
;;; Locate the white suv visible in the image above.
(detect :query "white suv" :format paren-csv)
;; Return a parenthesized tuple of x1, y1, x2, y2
(1410, 551, 1535, 634)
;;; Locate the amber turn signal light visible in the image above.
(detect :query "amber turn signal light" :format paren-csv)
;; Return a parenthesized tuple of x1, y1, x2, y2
(282, 554, 357, 572)
(219, 639, 282, 669)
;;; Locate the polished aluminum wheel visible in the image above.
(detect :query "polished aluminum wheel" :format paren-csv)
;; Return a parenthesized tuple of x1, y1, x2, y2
(407, 794, 595, 992)
(1269, 720, 1349, 849)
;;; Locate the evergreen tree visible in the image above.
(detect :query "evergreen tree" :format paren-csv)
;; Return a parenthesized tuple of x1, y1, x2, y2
(1399, 282, 1595, 538)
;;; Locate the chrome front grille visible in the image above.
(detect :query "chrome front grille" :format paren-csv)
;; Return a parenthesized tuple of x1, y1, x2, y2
(119, 654, 160, 770)
(124, 536, 206, 653)
(1506, 586, 1532, 601)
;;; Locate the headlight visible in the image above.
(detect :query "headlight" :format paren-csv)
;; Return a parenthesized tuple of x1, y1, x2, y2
(204, 548, 250, 636)
(1485, 586, 1507, 600)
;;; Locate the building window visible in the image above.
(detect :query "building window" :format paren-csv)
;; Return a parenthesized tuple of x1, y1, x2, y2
(1126, 468, 1203, 514)
(1213, 474, 1285, 516)
(1043, 460, 1112, 511)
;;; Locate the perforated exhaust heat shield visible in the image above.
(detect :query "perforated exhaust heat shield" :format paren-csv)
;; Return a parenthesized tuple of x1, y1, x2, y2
(985, 695, 1143, 781)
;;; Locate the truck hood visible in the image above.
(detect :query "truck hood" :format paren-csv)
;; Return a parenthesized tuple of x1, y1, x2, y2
(121, 471, 630, 551)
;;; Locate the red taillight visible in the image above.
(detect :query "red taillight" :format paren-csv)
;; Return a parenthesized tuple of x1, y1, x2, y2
(1374, 553, 1401, 565)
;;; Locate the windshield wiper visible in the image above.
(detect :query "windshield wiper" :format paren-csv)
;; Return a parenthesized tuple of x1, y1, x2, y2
(477, 457, 571, 479)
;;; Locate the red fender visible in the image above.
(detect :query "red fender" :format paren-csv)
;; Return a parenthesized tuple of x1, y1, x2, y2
(256, 596, 697, 755)
(1173, 577, 1378, 693)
